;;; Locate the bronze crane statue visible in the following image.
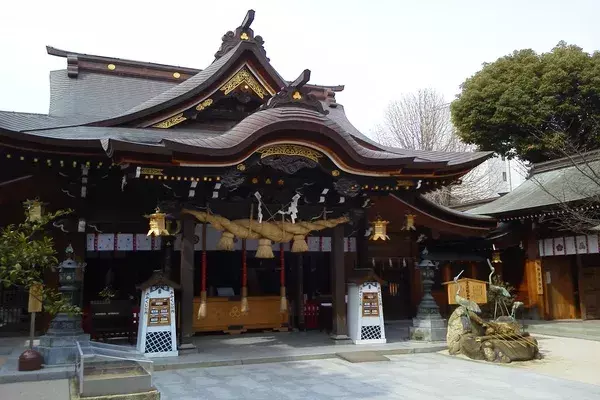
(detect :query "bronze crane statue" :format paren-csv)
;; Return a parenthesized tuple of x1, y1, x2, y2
(511, 301, 524, 320)
(487, 259, 511, 319)
(454, 270, 481, 329)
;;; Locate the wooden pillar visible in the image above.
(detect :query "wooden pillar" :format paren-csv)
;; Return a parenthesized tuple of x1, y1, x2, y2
(296, 254, 304, 329)
(469, 262, 477, 280)
(524, 225, 545, 319)
(577, 254, 586, 320)
(179, 216, 195, 348)
(442, 263, 452, 283)
(331, 224, 348, 338)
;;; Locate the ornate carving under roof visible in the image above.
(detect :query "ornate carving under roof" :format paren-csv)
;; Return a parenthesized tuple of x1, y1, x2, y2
(261, 69, 329, 115)
(214, 10, 269, 61)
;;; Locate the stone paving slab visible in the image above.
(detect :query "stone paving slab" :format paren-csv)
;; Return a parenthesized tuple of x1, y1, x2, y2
(525, 320, 600, 342)
(151, 340, 446, 370)
(336, 351, 389, 363)
(153, 353, 600, 400)
(0, 330, 445, 383)
(0, 378, 70, 400)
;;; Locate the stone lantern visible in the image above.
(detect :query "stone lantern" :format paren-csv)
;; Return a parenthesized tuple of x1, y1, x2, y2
(409, 258, 447, 341)
(38, 245, 90, 365)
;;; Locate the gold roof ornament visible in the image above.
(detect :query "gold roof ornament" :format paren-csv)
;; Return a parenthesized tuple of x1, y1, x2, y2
(146, 208, 170, 237)
(369, 215, 390, 241)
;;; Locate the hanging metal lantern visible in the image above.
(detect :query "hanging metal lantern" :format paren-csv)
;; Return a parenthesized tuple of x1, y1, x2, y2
(491, 251, 502, 263)
(369, 215, 390, 241)
(27, 200, 44, 223)
(146, 208, 170, 237)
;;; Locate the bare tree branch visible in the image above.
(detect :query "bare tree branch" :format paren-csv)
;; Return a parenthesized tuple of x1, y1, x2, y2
(375, 88, 506, 206)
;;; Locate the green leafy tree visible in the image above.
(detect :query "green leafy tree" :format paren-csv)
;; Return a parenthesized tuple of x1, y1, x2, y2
(0, 201, 79, 315)
(451, 41, 600, 163)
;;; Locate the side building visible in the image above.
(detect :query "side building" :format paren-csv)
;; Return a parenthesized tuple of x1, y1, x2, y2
(469, 151, 600, 320)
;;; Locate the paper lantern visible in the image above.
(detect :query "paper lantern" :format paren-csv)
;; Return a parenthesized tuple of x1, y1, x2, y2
(369, 215, 390, 241)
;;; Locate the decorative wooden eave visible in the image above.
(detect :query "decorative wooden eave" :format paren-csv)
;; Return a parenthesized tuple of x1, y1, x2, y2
(136, 270, 181, 291)
(370, 194, 497, 238)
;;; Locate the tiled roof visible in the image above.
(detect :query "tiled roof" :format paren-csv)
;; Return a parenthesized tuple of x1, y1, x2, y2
(469, 155, 600, 215)
(49, 70, 177, 119)
(0, 111, 89, 132)
(325, 103, 491, 166)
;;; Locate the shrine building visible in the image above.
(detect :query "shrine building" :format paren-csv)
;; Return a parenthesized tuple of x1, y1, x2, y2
(0, 10, 497, 342)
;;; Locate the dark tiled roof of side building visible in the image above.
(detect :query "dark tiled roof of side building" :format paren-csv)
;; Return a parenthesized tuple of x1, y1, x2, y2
(468, 151, 600, 216)
(49, 70, 177, 119)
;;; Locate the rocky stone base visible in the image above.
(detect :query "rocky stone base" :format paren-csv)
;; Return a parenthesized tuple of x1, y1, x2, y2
(447, 307, 540, 363)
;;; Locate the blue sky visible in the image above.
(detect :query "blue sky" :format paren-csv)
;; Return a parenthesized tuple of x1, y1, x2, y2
(0, 0, 597, 137)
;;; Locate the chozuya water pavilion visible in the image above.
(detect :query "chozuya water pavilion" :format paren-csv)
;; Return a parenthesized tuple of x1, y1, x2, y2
(0, 10, 496, 346)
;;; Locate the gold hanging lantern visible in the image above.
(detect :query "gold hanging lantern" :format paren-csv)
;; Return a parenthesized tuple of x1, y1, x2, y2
(369, 215, 390, 241)
(491, 251, 502, 264)
(146, 208, 170, 237)
(27, 200, 44, 223)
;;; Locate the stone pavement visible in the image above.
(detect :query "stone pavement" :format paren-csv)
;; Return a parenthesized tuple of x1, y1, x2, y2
(0, 322, 446, 382)
(152, 325, 444, 370)
(153, 353, 600, 400)
(525, 320, 600, 341)
(0, 379, 69, 400)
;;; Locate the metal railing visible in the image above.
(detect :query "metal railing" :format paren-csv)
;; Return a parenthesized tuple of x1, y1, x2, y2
(75, 340, 153, 396)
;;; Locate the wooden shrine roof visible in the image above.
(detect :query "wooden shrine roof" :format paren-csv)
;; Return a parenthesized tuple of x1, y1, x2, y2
(0, 9, 492, 178)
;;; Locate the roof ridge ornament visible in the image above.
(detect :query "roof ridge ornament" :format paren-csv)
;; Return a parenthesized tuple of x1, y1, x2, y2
(261, 69, 329, 115)
(214, 10, 269, 61)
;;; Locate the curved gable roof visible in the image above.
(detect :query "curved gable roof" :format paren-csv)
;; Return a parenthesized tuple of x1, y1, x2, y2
(91, 41, 286, 127)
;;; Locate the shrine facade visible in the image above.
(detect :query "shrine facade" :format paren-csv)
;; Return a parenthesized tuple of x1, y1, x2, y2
(0, 10, 497, 341)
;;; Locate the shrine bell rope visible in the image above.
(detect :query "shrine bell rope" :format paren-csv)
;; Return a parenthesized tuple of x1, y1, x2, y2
(241, 204, 253, 313)
(280, 213, 287, 313)
(197, 222, 208, 319)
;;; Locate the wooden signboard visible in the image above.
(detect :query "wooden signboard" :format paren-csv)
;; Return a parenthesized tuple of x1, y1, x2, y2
(148, 297, 171, 326)
(28, 284, 43, 313)
(361, 292, 380, 317)
(443, 278, 488, 305)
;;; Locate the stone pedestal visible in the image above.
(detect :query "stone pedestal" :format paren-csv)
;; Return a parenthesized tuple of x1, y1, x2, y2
(410, 259, 447, 341)
(38, 313, 90, 365)
(38, 245, 90, 365)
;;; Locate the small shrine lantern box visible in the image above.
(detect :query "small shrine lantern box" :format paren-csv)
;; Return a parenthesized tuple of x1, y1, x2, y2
(347, 272, 386, 344)
(442, 278, 488, 305)
(136, 271, 181, 358)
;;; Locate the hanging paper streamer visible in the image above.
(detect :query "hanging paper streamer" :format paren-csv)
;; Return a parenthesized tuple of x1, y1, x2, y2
(277, 193, 301, 223)
(254, 192, 264, 223)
